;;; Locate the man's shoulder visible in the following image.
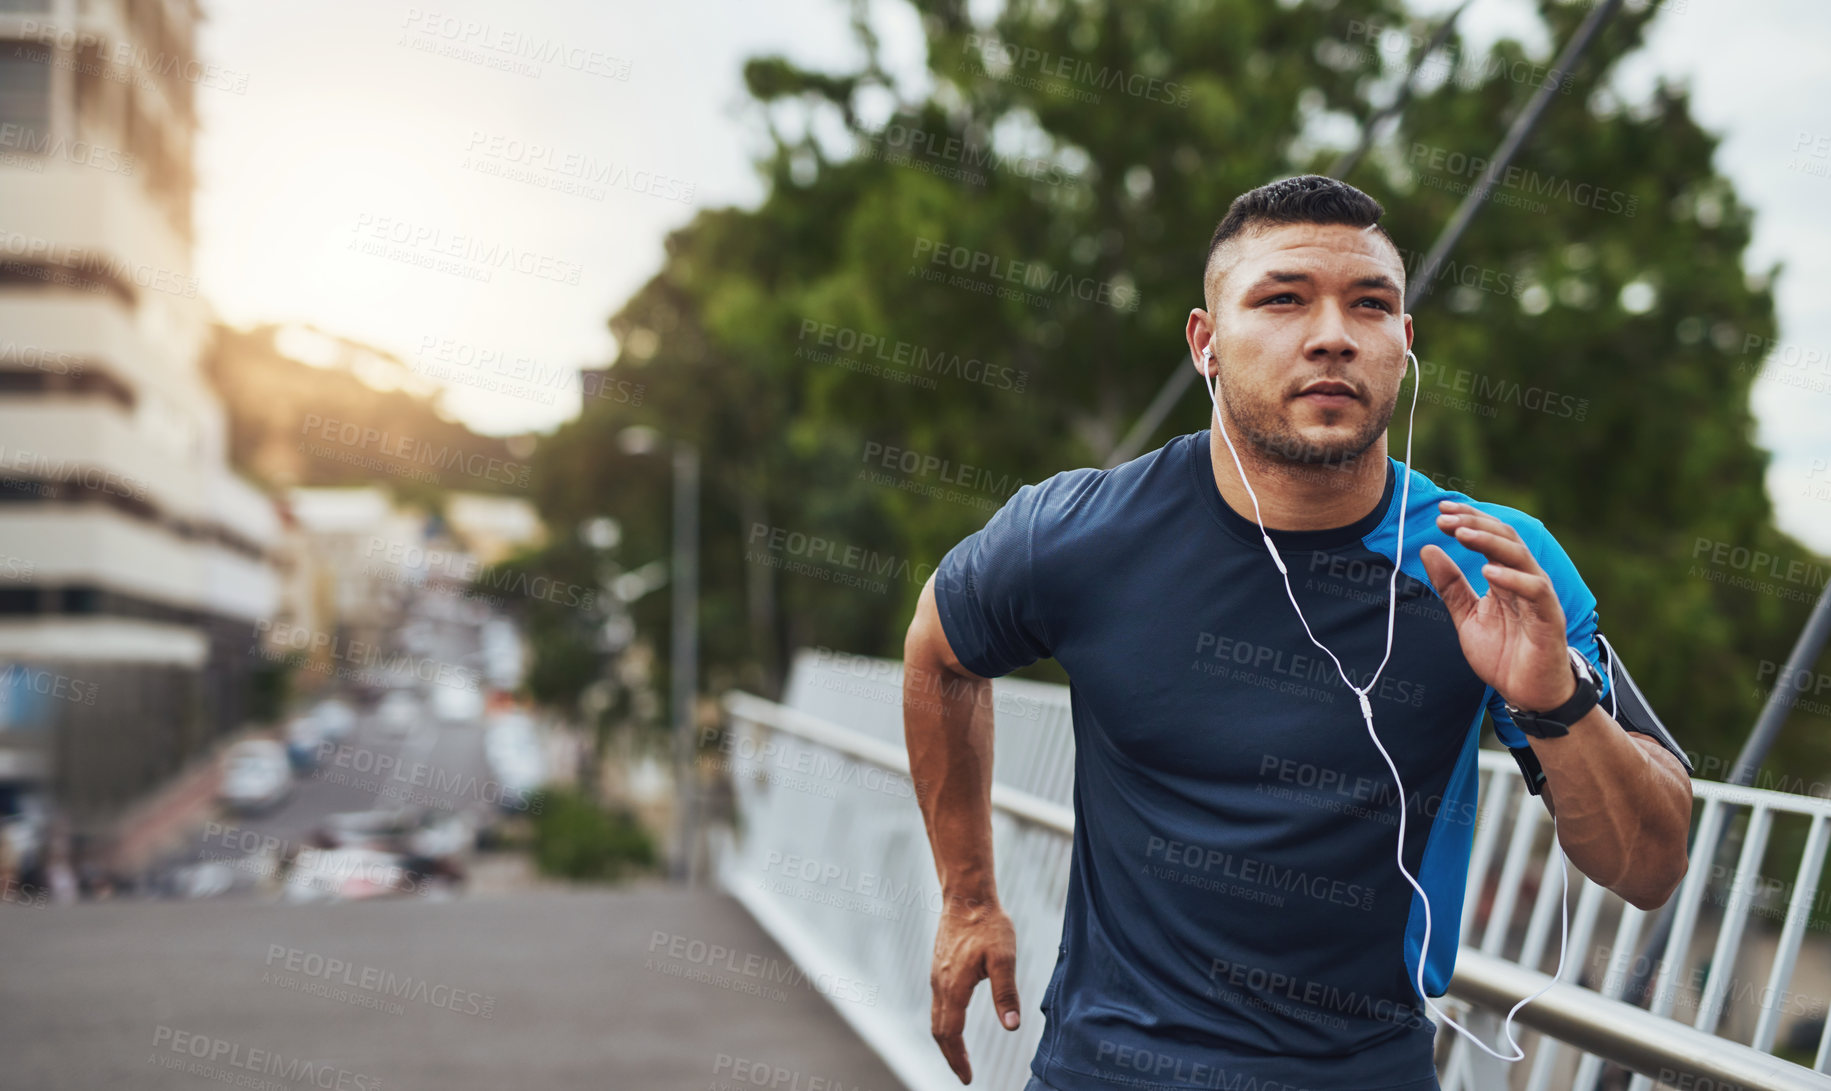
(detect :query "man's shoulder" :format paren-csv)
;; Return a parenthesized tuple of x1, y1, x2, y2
(1398, 468, 1552, 542)
(1013, 431, 1196, 531)
(1395, 466, 1589, 597)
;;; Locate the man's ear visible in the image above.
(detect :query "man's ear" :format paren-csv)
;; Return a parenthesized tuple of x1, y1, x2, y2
(1185, 309, 1218, 377)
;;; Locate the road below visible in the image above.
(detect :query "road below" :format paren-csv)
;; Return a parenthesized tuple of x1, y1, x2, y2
(0, 884, 906, 1091)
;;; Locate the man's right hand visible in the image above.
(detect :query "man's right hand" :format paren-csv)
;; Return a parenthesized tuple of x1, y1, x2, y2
(929, 899, 1022, 1084)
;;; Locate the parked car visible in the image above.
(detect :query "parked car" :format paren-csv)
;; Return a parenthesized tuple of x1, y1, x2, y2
(308, 699, 357, 743)
(376, 691, 420, 736)
(484, 714, 546, 811)
(217, 740, 293, 814)
(312, 808, 474, 872)
(284, 716, 325, 772)
(282, 847, 425, 904)
(429, 683, 483, 723)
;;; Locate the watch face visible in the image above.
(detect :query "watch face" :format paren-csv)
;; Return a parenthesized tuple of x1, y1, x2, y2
(1567, 645, 1603, 688)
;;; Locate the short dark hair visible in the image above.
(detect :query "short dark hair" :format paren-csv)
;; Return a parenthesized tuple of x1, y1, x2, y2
(1204, 174, 1397, 293)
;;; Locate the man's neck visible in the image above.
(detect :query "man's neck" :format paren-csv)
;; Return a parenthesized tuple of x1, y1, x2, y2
(1206, 420, 1391, 532)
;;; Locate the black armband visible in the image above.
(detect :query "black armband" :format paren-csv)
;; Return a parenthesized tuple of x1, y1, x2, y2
(1594, 632, 1692, 776)
(1505, 633, 1692, 795)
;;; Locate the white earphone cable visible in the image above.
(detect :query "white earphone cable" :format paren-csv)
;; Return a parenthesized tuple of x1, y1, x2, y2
(1200, 343, 1569, 1061)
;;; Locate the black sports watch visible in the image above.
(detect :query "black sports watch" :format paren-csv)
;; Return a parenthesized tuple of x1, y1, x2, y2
(1504, 646, 1602, 738)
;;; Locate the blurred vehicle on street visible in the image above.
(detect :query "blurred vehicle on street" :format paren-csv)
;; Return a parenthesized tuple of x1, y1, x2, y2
(217, 740, 293, 814)
(281, 847, 444, 903)
(284, 715, 325, 772)
(307, 698, 357, 743)
(430, 683, 484, 722)
(376, 690, 421, 737)
(483, 713, 547, 811)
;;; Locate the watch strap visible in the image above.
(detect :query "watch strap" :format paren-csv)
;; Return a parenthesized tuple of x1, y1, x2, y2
(1506, 648, 1600, 737)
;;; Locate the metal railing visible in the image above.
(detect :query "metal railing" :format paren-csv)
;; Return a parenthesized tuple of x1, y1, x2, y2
(712, 650, 1831, 1091)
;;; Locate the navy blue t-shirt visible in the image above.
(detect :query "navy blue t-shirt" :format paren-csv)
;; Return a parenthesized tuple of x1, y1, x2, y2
(933, 429, 1612, 1091)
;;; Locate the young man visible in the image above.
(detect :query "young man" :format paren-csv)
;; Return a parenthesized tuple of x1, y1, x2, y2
(902, 175, 1694, 1091)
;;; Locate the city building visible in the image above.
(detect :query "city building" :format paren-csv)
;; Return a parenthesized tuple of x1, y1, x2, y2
(0, 0, 279, 836)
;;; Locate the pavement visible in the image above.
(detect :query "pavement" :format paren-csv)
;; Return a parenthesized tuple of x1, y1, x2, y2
(0, 882, 906, 1091)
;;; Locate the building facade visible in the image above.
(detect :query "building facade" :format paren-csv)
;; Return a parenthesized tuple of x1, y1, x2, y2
(0, 0, 278, 834)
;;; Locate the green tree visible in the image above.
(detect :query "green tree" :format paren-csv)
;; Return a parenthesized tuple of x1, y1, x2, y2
(526, 0, 1825, 784)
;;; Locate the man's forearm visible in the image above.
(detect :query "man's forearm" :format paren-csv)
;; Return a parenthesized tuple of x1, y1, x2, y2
(904, 657, 1001, 913)
(1531, 705, 1694, 909)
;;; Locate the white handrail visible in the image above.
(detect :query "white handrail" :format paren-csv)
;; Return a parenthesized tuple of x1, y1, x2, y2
(716, 652, 1831, 1091)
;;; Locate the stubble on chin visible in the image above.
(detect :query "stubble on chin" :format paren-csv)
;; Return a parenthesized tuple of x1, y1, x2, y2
(1216, 374, 1397, 485)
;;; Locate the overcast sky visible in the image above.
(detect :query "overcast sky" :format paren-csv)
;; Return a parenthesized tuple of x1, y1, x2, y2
(192, 0, 1831, 553)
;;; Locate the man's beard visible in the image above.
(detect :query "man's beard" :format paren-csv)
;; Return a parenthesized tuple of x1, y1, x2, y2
(1214, 364, 1397, 472)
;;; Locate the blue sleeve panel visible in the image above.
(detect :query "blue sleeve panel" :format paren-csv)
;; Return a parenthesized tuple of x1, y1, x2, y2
(1362, 476, 1610, 999)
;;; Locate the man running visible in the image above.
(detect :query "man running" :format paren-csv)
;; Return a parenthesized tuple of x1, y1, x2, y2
(901, 175, 1693, 1091)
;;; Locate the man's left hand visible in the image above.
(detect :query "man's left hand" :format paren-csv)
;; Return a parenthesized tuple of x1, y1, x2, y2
(1419, 500, 1576, 712)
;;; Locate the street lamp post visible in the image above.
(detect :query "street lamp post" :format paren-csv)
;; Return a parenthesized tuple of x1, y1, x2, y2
(668, 443, 700, 887)
(618, 427, 701, 887)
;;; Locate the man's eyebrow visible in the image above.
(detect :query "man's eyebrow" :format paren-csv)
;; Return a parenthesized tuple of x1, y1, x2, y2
(1241, 271, 1402, 293)
(1246, 271, 1313, 288)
